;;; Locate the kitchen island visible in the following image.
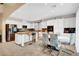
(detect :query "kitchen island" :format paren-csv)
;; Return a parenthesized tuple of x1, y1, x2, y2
(15, 32, 33, 46)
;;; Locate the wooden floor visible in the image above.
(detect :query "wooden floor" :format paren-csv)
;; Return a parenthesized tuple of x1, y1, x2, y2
(0, 39, 76, 56)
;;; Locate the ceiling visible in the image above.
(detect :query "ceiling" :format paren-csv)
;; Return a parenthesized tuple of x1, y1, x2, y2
(0, 3, 24, 19)
(9, 3, 79, 22)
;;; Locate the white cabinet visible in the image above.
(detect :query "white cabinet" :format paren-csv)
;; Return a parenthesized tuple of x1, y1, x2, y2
(41, 21, 47, 28)
(58, 33, 75, 45)
(47, 19, 64, 34)
(34, 23, 38, 30)
(27, 23, 34, 28)
(58, 34, 70, 43)
(15, 34, 32, 46)
(57, 19, 64, 35)
(64, 17, 76, 28)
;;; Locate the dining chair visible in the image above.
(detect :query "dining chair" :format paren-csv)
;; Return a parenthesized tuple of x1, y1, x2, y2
(50, 34, 61, 51)
(41, 33, 52, 55)
(42, 33, 50, 46)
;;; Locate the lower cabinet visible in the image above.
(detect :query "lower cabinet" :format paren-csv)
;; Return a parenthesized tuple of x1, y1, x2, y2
(15, 34, 32, 46)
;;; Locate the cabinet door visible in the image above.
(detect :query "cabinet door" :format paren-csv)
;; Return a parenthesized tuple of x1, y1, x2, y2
(5, 24, 9, 42)
(15, 34, 22, 44)
(41, 22, 47, 28)
(24, 35, 30, 42)
(10, 33, 15, 41)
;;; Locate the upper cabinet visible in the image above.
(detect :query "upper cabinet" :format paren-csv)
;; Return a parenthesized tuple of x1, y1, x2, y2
(41, 21, 47, 28)
(63, 17, 76, 28)
(27, 23, 34, 28)
(47, 20, 56, 25)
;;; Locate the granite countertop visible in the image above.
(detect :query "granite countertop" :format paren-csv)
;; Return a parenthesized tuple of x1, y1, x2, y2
(15, 31, 32, 35)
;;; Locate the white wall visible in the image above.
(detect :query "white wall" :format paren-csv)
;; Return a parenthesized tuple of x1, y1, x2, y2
(76, 9, 79, 52)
